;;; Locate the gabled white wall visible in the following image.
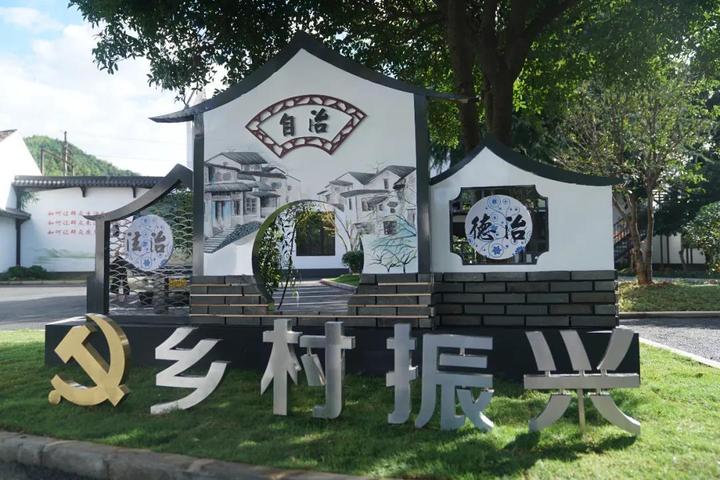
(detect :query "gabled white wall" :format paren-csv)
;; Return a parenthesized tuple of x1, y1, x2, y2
(0, 217, 16, 271)
(0, 131, 41, 209)
(430, 147, 615, 272)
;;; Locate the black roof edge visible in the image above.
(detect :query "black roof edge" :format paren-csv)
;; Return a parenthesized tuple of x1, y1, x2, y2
(85, 164, 192, 222)
(0, 207, 30, 221)
(150, 32, 467, 124)
(429, 135, 621, 187)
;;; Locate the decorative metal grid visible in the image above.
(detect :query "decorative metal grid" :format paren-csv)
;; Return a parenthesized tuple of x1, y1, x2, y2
(108, 188, 192, 315)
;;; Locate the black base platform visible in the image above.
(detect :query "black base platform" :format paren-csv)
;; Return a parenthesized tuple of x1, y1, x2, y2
(45, 318, 639, 382)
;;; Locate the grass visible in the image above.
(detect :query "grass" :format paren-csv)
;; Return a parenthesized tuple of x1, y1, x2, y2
(0, 330, 719, 478)
(619, 281, 720, 312)
(331, 273, 359, 287)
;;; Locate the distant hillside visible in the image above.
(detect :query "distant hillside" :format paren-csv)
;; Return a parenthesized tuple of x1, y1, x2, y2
(24, 135, 138, 176)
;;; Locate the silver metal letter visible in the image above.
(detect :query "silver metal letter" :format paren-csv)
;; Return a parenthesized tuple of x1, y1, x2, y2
(151, 327, 228, 415)
(261, 318, 302, 415)
(299, 322, 355, 419)
(524, 328, 640, 435)
(386, 323, 417, 424)
(415, 334, 494, 431)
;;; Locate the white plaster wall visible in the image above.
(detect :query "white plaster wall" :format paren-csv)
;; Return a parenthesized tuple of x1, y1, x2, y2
(202, 48, 418, 273)
(430, 147, 614, 272)
(20, 187, 147, 271)
(0, 217, 16, 272)
(205, 231, 256, 275)
(652, 233, 706, 265)
(0, 131, 41, 209)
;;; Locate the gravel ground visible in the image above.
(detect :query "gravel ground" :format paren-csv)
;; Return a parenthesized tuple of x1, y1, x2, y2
(0, 462, 90, 480)
(622, 316, 720, 362)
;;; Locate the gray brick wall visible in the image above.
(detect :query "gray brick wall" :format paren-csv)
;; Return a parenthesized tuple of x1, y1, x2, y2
(432, 270, 617, 328)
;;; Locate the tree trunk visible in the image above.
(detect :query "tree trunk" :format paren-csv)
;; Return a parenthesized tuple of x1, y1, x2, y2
(626, 195, 650, 284)
(445, 0, 481, 151)
(641, 190, 655, 284)
(486, 72, 513, 145)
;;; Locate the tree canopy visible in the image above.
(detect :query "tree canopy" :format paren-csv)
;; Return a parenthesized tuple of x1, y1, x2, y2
(70, 0, 717, 155)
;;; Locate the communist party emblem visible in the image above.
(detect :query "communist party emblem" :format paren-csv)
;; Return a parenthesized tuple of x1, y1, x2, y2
(49, 313, 131, 407)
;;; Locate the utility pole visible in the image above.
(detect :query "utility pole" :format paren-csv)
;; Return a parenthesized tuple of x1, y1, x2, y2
(40, 147, 45, 175)
(63, 131, 68, 176)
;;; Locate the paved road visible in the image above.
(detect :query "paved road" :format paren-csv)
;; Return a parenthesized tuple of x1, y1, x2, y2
(0, 285, 85, 330)
(622, 316, 720, 362)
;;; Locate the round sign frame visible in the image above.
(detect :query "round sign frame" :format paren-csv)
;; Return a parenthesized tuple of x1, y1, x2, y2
(464, 194, 533, 260)
(123, 214, 174, 271)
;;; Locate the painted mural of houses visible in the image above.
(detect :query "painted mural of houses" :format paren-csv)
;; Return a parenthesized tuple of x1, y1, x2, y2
(203, 151, 301, 252)
(316, 165, 418, 272)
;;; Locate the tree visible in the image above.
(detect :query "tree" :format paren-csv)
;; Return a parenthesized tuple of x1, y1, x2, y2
(556, 66, 712, 284)
(683, 201, 720, 273)
(71, 0, 711, 152)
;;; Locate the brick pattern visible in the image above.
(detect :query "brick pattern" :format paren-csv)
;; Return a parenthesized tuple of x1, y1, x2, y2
(433, 271, 617, 328)
(189, 275, 269, 325)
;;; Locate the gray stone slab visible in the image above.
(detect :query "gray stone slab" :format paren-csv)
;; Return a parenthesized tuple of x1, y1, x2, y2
(485, 272, 527, 282)
(527, 271, 570, 281)
(594, 280, 617, 291)
(439, 316, 483, 326)
(526, 316, 570, 327)
(464, 304, 505, 314)
(507, 282, 549, 293)
(550, 304, 593, 315)
(464, 283, 506, 293)
(443, 293, 484, 303)
(483, 316, 524, 326)
(442, 272, 485, 282)
(526, 293, 569, 304)
(571, 292, 616, 303)
(595, 304, 618, 315)
(571, 270, 616, 280)
(436, 304, 462, 314)
(550, 281, 593, 292)
(42, 441, 110, 479)
(507, 304, 547, 315)
(433, 283, 464, 293)
(484, 293, 525, 304)
(570, 315, 618, 327)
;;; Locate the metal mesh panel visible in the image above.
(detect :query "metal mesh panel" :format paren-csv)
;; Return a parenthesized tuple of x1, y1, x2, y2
(108, 188, 192, 315)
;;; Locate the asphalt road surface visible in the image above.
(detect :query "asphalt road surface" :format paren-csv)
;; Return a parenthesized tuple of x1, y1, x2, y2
(0, 285, 85, 330)
(623, 316, 720, 362)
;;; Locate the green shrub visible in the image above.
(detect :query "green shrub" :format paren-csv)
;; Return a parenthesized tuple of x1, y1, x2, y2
(683, 201, 720, 272)
(342, 250, 364, 273)
(4, 265, 49, 280)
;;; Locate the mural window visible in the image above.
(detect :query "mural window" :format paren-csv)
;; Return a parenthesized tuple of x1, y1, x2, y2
(361, 200, 369, 212)
(383, 220, 397, 235)
(245, 197, 257, 214)
(207, 166, 215, 181)
(287, 185, 292, 191)
(260, 196, 277, 208)
(408, 209, 416, 225)
(296, 211, 335, 256)
(234, 200, 241, 215)
(383, 178, 389, 189)
(449, 185, 548, 265)
(348, 198, 352, 210)
(222, 172, 232, 181)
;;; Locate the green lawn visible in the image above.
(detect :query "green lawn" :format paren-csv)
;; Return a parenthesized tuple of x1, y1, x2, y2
(619, 281, 720, 312)
(1, 330, 719, 478)
(331, 273, 360, 287)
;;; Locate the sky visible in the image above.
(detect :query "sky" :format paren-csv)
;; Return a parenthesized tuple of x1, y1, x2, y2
(0, 0, 188, 175)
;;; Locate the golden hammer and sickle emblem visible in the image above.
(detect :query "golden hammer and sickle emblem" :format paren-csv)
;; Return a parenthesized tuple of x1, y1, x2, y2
(49, 313, 131, 407)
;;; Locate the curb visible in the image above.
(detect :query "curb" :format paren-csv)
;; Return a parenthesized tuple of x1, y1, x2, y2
(620, 311, 720, 319)
(0, 280, 86, 286)
(640, 338, 720, 369)
(319, 279, 356, 292)
(0, 431, 371, 480)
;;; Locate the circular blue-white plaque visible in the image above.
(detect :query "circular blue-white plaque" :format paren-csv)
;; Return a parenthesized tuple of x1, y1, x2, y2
(124, 214, 174, 271)
(464, 195, 533, 260)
